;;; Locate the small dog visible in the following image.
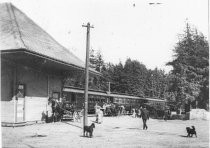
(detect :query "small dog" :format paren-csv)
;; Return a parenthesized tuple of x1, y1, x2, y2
(186, 126, 197, 137)
(84, 123, 95, 138)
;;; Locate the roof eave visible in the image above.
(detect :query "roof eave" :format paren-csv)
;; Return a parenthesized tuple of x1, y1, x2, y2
(1, 49, 102, 76)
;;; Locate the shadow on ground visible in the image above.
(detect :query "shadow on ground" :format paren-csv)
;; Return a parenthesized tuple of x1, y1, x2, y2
(179, 135, 195, 138)
(30, 134, 47, 138)
(127, 127, 141, 130)
(24, 144, 36, 148)
(114, 127, 120, 129)
(62, 121, 82, 129)
(79, 135, 97, 138)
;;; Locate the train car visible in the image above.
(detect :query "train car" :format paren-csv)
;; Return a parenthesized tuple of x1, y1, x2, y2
(108, 95, 166, 115)
(108, 93, 145, 113)
(62, 87, 166, 115)
(88, 95, 107, 114)
(143, 98, 166, 118)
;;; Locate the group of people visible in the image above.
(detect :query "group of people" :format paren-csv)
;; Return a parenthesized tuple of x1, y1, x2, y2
(48, 98, 150, 130)
(45, 98, 63, 122)
(95, 103, 150, 130)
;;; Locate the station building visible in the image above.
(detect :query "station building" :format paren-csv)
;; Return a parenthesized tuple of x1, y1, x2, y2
(0, 3, 100, 124)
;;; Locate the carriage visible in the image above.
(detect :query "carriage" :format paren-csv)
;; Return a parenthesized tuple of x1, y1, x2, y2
(49, 99, 82, 122)
(61, 101, 74, 121)
(61, 101, 83, 122)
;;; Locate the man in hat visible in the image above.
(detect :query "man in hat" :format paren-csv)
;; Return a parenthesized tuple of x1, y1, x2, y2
(140, 106, 149, 130)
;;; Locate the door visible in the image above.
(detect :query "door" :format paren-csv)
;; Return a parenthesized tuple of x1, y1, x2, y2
(16, 97, 25, 122)
(16, 84, 25, 122)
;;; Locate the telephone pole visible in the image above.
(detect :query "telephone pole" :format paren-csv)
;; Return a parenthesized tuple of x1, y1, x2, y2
(82, 22, 94, 134)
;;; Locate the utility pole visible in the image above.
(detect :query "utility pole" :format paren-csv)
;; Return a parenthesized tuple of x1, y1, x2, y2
(82, 22, 94, 134)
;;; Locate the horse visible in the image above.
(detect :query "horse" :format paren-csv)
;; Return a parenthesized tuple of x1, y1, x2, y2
(49, 99, 63, 122)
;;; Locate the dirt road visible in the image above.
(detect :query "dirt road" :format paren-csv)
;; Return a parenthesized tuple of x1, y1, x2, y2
(2, 116, 209, 148)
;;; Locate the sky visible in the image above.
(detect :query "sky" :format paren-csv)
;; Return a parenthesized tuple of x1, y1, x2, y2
(2, 0, 209, 72)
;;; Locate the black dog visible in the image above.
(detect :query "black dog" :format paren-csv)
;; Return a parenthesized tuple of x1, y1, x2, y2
(186, 126, 197, 137)
(84, 123, 95, 138)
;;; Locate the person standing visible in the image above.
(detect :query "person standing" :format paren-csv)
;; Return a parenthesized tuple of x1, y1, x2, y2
(132, 108, 137, 118)
(95, 103, 100, 122)
(164, 109, 168, 121)
(137, 107, 141, 118)
(140, 107, 149, 130)
(97, 109, 103, 124)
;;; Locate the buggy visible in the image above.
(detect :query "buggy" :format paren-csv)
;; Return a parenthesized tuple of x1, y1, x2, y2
(61, 102, 83, 122)
(61, 102, 74, 121)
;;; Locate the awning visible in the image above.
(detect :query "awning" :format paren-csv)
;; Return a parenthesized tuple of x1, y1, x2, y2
(64, 87, 143, 100)
(63, 88, 108, 97)
(145, 98, 165, 102)
(63, 87, 166, 102)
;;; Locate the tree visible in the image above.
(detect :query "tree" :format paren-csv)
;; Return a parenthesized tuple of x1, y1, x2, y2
(167, 23, 209, 111)
(89, 49, 104, 72)
(144, 68, 168, 98)
(95, 50, 104, 72)
(111, 62, 127, 93)
(90, 50, 169, 99)
(89, 49, 97, 70)
(123, 58, 147, 96)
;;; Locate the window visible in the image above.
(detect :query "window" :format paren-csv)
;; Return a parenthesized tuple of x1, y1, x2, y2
(17, 84, 25, 98)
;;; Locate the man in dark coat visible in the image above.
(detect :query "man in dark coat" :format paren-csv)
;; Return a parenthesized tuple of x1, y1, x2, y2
(140, 107, 149, 130)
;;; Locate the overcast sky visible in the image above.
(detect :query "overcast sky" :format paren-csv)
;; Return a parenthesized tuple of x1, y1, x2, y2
(3, 0, 209, 72)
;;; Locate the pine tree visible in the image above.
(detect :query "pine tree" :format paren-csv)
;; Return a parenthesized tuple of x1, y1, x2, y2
(123, 58, 147, 96)
(89, 49, 97, 69)
(167, 23, 209, 111)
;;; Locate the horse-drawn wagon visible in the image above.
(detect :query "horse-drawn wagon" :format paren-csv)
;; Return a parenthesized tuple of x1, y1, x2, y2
(60, 101, 83, 122)
(61, 101, 74, 121)
(49, 99, 82, 122)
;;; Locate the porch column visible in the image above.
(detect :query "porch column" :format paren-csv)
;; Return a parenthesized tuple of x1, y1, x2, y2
(47, 75, 50, 97)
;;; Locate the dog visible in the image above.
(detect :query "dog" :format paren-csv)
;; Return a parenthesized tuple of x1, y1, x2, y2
(84, 123, 95, 138)
(186, 126, 197, 137)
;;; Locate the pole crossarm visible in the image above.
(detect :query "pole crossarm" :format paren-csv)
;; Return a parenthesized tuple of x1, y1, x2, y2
(82, 23, 94, 28)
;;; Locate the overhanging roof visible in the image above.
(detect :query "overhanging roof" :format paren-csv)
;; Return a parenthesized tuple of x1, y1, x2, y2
(144, 98, 165, 102)
(63, 87, 109, 97)
(0, 3, 100, 75)
(1, 49, 86, 74)
(63, 87, 166, 102)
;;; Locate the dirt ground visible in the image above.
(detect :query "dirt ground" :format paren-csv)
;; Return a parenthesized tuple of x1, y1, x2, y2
(1, 116, 209, 148)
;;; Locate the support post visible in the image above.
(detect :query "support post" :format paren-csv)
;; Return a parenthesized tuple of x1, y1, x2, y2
(108, 82, 111, 93)
(47, 75, 50, 98)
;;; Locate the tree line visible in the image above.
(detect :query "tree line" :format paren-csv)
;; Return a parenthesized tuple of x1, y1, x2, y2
(90, 23, 209, 111)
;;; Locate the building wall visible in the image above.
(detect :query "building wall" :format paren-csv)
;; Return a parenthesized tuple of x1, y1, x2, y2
(1, 60, 14, 101)
(49, 75, 62, 98)
(1, 60, 63, 122)
(17, 66, 48, 97)
(1, 61, 15, 122)
(1, 99, 15, 123)
(25, 96, 51, 122)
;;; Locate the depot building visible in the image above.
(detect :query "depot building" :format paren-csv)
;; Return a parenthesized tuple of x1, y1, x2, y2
(0, 3, 100, 124)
